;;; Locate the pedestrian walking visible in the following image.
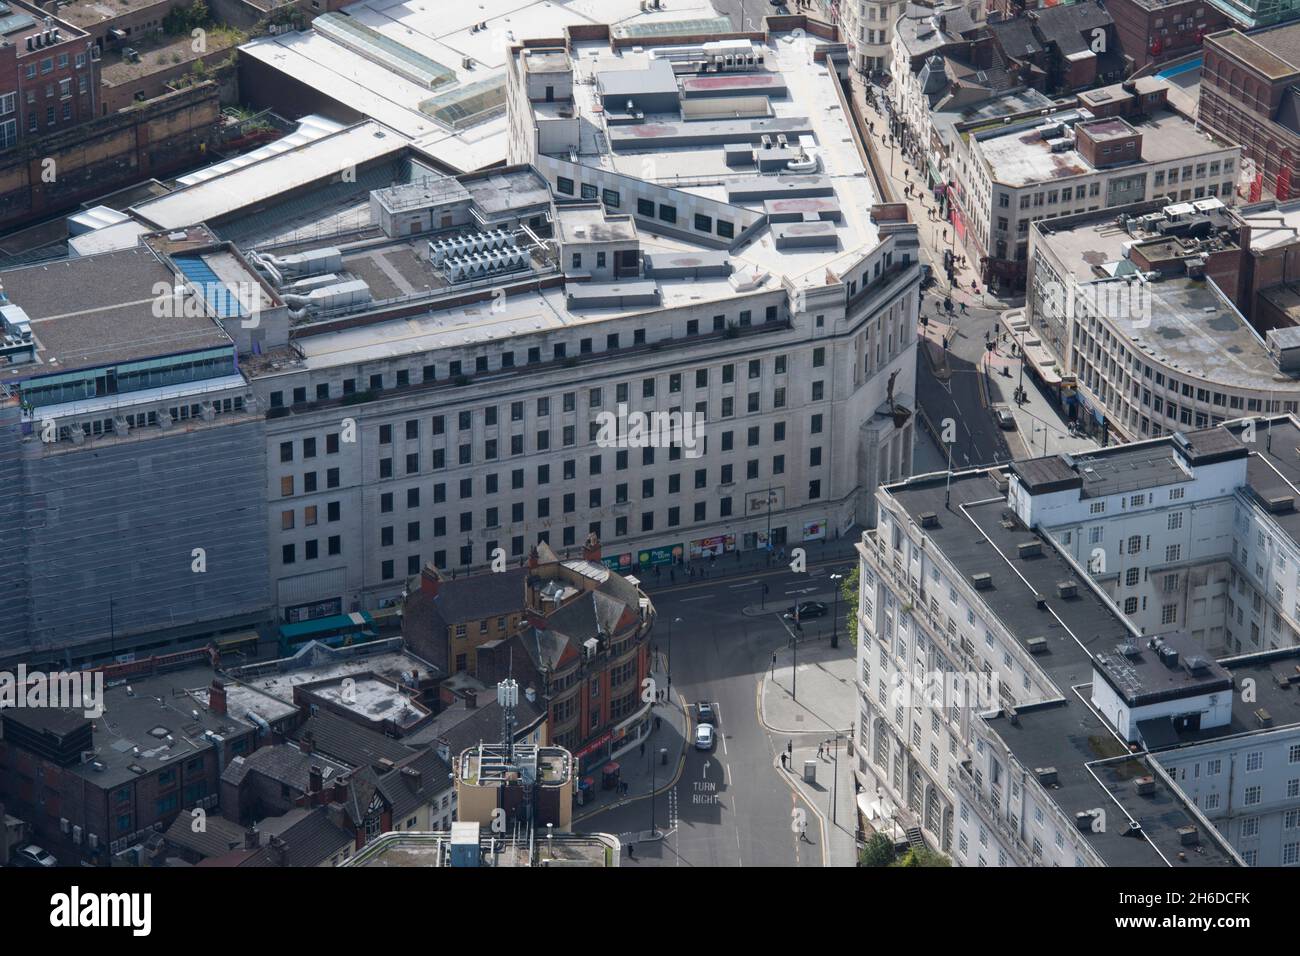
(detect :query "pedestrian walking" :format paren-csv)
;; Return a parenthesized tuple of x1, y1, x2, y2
(817, 743, 824, 759)
(628, 844, 635, 859)
(640, 741, 646, 757)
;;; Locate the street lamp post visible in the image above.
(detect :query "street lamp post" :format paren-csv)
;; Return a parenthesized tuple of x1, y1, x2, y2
(667, 616, 681, 695)
(1017, 327, 1027, 404)
(790, 633, 798, 701)
(829, 573, 843, 649)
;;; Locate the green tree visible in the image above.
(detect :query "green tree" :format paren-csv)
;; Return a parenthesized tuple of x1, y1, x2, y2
(890, 847, 951, 867)
(858, 832, 895, 867)
(840, 564, 859, 646)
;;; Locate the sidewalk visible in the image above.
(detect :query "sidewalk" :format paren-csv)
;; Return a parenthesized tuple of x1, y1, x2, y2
(572, 663, 687, 825)
(760, 635, 861, 865)
(846, 75, 1021, 313)
(760, 634, 856, 737)
(781, 741, 861, 867)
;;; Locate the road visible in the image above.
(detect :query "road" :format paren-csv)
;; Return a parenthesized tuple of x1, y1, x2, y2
(575, 555, 856, 866)
(915, 297, 1016, 470)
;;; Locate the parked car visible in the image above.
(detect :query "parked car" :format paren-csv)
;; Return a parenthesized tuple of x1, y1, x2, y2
(783, 601, 827, 621)
(993, 404, 1016, 429)
(696, 701, 716, 725)
(12, 845, 57, 868)
(694, 724, 715, 751)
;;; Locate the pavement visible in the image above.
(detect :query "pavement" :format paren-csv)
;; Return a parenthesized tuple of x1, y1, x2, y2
(760, 632, 862, 867)
(571, 661, 688, 829)
(847, 75, 1019, 313)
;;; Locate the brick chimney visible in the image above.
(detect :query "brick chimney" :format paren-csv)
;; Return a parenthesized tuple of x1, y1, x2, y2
(300, 731, 315, 755)
(209, 680, 227, 716)
(420, 562, 444, 597)
(331, 777, 349, 804)
(527, 546, 540, 570)
(244, 828, 260, 850)
(464, 690, 477, 709)
(268, 835, 288, 867)
(309, 765, 323, 794)
(582, 532, 602, 562)
(402, 766, 423, 791)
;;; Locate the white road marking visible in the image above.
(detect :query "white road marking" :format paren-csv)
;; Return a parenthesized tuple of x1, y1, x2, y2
(680, 595, 713, 602)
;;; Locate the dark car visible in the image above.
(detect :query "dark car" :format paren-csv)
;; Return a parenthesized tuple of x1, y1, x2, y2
(784, 601, 828, 621)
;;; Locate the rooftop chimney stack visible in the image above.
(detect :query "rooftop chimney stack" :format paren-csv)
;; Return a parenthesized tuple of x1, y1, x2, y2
(209, 680, 227, 716)
(420, 562, 444, 597)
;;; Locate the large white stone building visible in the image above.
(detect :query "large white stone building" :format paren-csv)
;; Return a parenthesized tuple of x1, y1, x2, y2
(855, 419, 1300, 866)
(1, 21, 923, 659)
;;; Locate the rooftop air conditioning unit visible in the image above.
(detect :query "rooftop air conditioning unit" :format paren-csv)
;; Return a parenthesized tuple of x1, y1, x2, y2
(1017, 540, 1041, 559)
(1026, 637, 1048, 654)
(1035, 767, 1058, 786)
(920, 512, 939, 528)
(1135, 776, 1156, 796)
(463, 56, 474, 69)
(1056, 580, 1077, 598)
(971, 572, 992, 590)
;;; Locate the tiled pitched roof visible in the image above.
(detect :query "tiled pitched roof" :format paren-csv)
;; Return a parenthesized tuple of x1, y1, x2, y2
(163, 813, 249, 859)
(239, 807, 353, 867)
(289, 712, 415, 771)
(219, 744, 349, 791)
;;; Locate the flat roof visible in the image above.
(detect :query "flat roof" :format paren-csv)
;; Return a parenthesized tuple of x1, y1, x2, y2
(554, 203, 638, 243)
(228, 638, 441, 703)
(979, 110, 1230, 188)
(1093, 632, 1233, 707)
(131, 121, 407, 231)
(880, 469, 1245, 866)
(559, 32, 882, 286)
(0, 248, 232, 382)
(1211, 23, 1300, 79)
(238, 0, 724, 170)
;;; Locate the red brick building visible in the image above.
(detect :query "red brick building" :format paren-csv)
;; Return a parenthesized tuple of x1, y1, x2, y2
(0, 2, 99, 150)
(1200, 23, 1300, 201)
(404, 538, 656, 773)
(1106, 0, 1230, 72)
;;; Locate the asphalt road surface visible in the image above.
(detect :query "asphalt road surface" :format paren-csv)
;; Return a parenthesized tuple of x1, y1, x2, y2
(575, 555, 855, 866)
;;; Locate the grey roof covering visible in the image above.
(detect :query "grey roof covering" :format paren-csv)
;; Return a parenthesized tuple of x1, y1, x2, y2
(220, 744, 349, 791)
(375, 747, 454, 819)
(289, 712, 415, 771)
(884, 469, 1239, 866)
(1093, 633, 1234, 708)
(1009, 455, 1081, 492)
(1034, 2, 1114, 55)
(404, 680, 545, 753)
(242, 807, 353, 867)
(0, 248, 233, 382)
(920, 55, 949, 96)
(163, 812, 249, 860)
(988, 17, 1042, 59)
(425, 567, 527, 629)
